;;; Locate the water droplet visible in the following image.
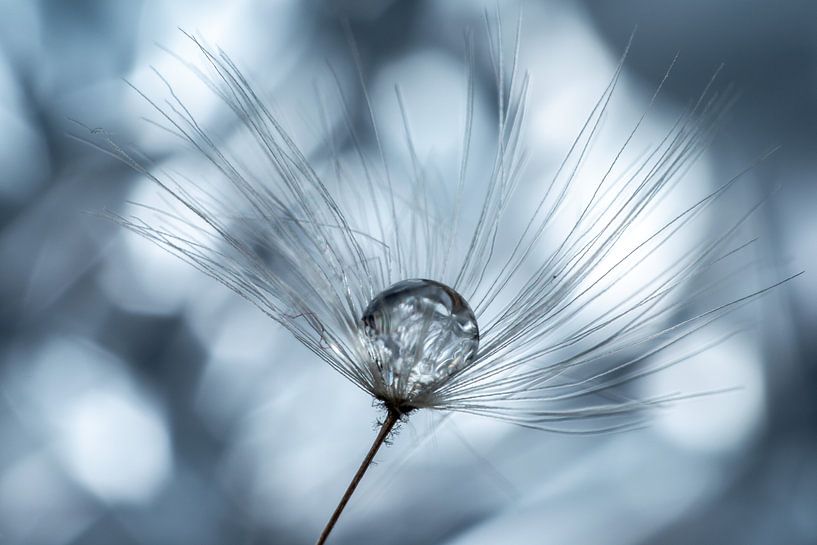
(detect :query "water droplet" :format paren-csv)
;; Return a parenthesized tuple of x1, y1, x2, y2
(361, 279, 479, 404)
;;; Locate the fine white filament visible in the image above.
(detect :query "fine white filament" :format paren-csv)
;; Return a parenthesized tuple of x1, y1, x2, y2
(81, 16, 795, 436)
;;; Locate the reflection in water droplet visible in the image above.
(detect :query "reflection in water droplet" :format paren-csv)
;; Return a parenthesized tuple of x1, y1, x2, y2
(361, 279, 479, 405)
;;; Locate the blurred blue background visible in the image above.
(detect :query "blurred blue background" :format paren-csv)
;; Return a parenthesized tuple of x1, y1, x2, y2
(0, 1, 814, 544)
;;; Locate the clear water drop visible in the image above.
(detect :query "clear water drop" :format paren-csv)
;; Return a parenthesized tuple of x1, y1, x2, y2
(361, 279, 479, 404)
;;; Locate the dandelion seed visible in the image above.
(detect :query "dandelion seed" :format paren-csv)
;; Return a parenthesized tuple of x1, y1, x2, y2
(81, 16, 800, 545)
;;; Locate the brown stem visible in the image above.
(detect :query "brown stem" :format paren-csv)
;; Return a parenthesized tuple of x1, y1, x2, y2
(314, 408, 400, 545)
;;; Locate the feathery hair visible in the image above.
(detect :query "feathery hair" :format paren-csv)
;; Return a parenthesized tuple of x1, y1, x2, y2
(81, 18, 796, 544)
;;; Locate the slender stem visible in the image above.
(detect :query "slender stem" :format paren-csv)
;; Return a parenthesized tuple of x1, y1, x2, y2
(315, 408, 400, 545)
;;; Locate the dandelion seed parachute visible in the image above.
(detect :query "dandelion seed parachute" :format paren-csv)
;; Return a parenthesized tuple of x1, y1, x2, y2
(82, 16, 794, 545)
(97, 36, 733, 421)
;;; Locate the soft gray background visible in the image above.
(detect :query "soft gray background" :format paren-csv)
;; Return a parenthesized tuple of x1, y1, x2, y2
(0, 1, 814, 544)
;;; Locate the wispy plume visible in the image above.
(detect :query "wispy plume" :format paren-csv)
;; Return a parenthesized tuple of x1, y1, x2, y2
(78, 13, 797, 544)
